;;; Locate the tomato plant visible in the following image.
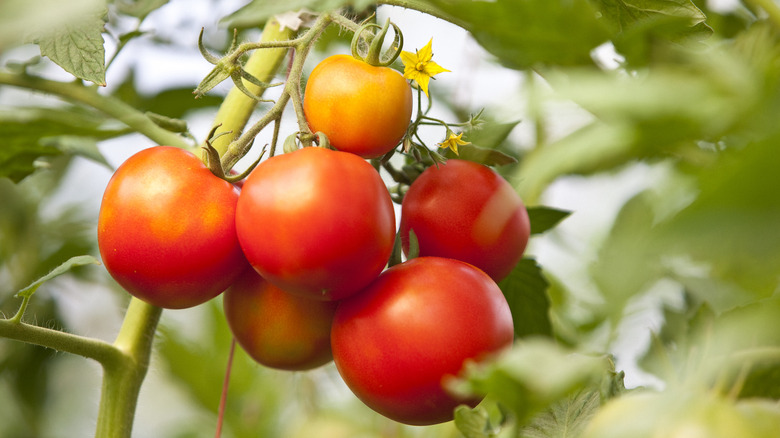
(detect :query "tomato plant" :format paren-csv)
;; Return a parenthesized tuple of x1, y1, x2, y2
(5, 1, 780, 437)
(236, 146, 396, 301)
(223, 267, 337, 371)
(303, 54, 413, 158)
(400, 159, 531, 282)
(331, 256, 514, 425)
(97, 146, 247, 309)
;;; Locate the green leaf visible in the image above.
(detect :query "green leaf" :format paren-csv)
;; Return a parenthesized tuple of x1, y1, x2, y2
(527, 206, 571, 235)
(430, 0, 611, 70)
(0, 106, 122, 181)
(39, 136, 113, 170)
(35, 8, 107, 85)
(451, 339, 608, 425)
(0, 0, 101, 52)
(464, 119, 522, 151)
(453, 405, 494, 438)
(16, 255, 100, 298)
(660, 135, 780, 301)
(0, 143, 60, 184)
(223, 0, 375, 28)
(520, 389, 600, 438)
(115, 0, 169, 19)
(442, 144, 517, 166)
(590, 191, 663, 318)
(594, 0, 713, 64)
(498, 258, 553, 338)
(641, 295, 780, 395)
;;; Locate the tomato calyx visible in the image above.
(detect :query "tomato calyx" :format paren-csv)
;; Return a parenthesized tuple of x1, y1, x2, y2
(202, 124, 265, 184)
(350, 18, 404, 67)
(194, 27, 282, 101)
(283, 131, 332, 153)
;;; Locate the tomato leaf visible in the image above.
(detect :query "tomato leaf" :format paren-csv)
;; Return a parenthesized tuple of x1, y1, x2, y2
(520, 389, 600, 438)
(498, 258, 553, 338)
(594, 0, 711, 66)
(0, 0, 100, 52)
(451, 339, 608, 426)
(35, 7, 107, 86)
(453, 405, 494, 438)
(442, 144, 517, 167)
(16, 255, 100, 299)
(527, 206, 570, 235)
(589, 190, 664, 319)
(39, 136, 113, 171)
(429, 0, 611, 70)
(463, 119, 521, 151)
(115, 0, 169, 19)
(0, 107, 123, 182)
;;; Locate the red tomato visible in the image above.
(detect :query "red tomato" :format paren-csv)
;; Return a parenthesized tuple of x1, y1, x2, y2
(400, 159, 531, 282)
(331, 257, 514, 425)
(98, 146, 247, 309)
(236, 146, 396, 301)
(223, 268, 337, 371)
(303, 54, 413, 159)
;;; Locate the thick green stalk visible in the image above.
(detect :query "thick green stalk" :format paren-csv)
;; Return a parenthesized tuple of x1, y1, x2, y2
(94, 298, 163, 438)
(208, 19, 296, 156)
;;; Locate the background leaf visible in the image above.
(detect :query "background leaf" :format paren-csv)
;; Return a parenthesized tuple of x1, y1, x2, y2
(527, 206, 571, 235)
(35, 8, 107, 85)
(452, 340, 610, 425)
(498, 258, 553, 338)
(430, 0, 611, 69)
(0, 107, 123, 182)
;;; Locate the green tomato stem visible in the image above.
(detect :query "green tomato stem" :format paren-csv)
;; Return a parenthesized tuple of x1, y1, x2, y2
(207, 19, 296, 157)
(220, 12, 342, 165)
(95, 298, 163, 438)
(0, 72, 192, 150)
(0, 314, 123, 366)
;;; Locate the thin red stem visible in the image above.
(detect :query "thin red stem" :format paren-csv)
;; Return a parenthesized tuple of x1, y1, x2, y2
(214, 338, 237, 438)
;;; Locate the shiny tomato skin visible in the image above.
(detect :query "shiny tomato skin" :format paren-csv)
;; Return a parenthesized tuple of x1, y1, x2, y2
(98, 146, 247, 309)
(223, 268, 337, 371)
(303, 54, 413, 159)
(400, 159, 531, 282)
(236, 146, 396, 301)
(331, 257, 514, 425)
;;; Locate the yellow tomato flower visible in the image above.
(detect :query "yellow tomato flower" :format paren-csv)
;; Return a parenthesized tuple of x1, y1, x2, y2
(400, 39, 450, 97)
(438, 132, 470, 155)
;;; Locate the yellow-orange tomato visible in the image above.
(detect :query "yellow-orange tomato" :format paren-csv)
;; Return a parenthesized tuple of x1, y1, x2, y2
(224, 268, 338, 371)
(303, 54, 413, 159)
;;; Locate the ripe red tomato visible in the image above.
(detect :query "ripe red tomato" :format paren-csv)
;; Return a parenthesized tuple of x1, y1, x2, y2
(303, 54, 413, 159)
(98, 146, 247, 309)
(331, 257, 514, 425)
(236, 146, 396, 301)
(223, 268, 337, 371)
(399, 159, 531, 282)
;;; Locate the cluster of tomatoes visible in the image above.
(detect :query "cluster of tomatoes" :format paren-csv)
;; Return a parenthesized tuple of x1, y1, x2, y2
(97, 54, 531, 425)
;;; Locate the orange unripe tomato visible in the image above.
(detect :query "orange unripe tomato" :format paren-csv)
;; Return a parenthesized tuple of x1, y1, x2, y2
(224, 268, 338, 371)
(303, 54, 413, 159)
